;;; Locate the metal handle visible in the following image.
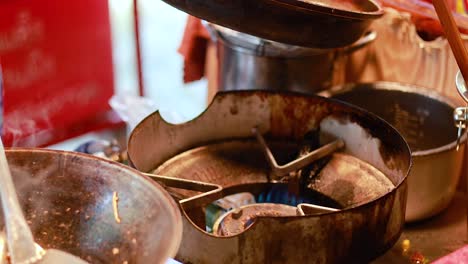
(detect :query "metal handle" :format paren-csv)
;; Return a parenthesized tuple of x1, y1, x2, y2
(454, 107, 468, 151)
(342, 31, 377, 54)
(143, 173, 223, 210)
(456, 71, 468, 103)
(296, 203, 338, 216)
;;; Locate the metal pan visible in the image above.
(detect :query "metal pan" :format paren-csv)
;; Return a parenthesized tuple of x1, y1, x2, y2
(162, 0, 384, 48)
(127, 91, 412, 263)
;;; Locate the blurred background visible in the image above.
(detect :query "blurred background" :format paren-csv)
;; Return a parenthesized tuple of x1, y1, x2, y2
(110, 0, 207, 118)
(0, 0, 208, 148)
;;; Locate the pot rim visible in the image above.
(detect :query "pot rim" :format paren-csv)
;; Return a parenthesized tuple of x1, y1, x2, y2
(323, 81, 468, 157)
(273, 0, 384, 20)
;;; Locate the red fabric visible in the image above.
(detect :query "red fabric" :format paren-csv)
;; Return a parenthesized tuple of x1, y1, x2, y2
(178, 17, 210, 83)
(432, 245, 468, 263)
(381, 0, 468, 40)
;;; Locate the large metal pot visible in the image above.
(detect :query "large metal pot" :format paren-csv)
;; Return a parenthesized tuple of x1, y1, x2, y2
(208, 24, 377, 94)
(0, 149, 182, 264)
(321, 82, 467, 222)
(127, 91, 412, 263)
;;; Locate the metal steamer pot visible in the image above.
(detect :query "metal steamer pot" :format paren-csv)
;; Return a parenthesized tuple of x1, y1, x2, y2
(0, 149, 182, 264)
(321, 82, 467, 222)
(207, 24, 377, 94)
(127, 91, 412, 263)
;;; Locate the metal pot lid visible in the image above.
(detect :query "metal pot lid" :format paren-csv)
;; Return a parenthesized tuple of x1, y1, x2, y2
(277, 0, 383, 19)
(161, 0, 383, 48)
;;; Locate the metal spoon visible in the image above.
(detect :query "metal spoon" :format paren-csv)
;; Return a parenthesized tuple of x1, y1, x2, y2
(0, 139, 88, 264)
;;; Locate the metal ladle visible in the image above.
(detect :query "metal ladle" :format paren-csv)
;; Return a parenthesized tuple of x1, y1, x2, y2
(0, 139, 88, 264)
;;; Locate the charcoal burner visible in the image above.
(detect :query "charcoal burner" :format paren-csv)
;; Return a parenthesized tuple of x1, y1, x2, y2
(128, 91, 411, 263)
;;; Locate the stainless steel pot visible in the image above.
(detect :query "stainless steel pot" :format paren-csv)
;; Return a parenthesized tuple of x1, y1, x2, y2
(322, 82, 467, 222)
(0, 149, 182, 264)
(207, 24, 377, 94)
(127, 91, 412, 263)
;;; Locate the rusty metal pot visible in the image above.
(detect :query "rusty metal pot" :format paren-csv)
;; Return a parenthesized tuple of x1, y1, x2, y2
(0, 149, 182, 264)
(127, 91, 412, 263)
(321, 82, 467, 222)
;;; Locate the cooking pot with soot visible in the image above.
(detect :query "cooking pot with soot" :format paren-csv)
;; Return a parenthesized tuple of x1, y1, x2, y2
(127, 91, 412, 264)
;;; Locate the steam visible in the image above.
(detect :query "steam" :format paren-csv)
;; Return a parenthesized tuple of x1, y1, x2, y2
(0, 155, 58, 232)
(3, 117, 53, 148)
(3, 82, 98, 147)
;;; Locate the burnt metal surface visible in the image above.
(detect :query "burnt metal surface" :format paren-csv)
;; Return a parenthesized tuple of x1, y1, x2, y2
(155, 140, 394, 209)
(128, 91, 412, 263)
(142, 173, 223, 211)
(0, 149, 182, 264)
(161, 0, 383, 48)
(213, 203, 298, 236)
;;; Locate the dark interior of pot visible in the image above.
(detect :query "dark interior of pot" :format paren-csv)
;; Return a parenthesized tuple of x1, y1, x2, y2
(155, 138, 395, 212)
(330, 84, 458, 152)
(0, 149, 181, 264)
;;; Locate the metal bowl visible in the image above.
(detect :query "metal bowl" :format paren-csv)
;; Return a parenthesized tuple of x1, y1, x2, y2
(322, 82, 467, 222)
(0, 149, 183, 264)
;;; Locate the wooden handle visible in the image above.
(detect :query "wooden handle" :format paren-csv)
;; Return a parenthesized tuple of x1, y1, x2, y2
(433, 0, 468, 82)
